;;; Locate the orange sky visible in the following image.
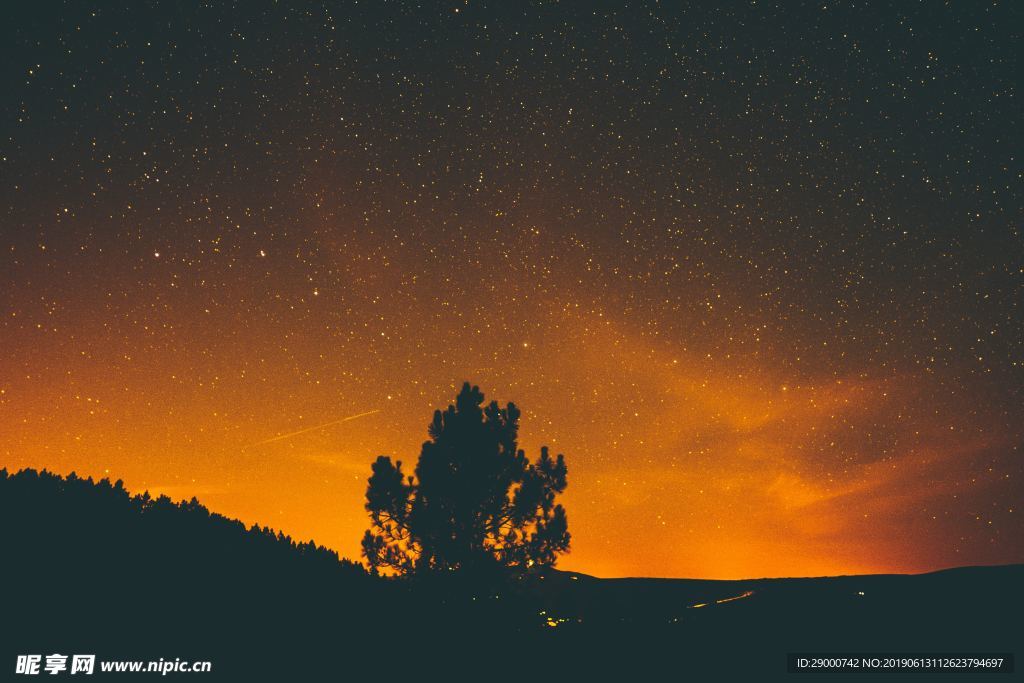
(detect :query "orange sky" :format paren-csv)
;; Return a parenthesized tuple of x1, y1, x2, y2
(2, 295, 1019, 579)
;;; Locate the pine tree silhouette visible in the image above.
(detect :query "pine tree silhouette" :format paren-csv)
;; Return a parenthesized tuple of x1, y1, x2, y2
(361, 382, 570, 575)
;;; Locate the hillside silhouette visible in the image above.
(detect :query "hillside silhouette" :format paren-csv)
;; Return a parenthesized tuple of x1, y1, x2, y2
(2, 467, 365, 581)
(2, 468, 1019, 681)
(0, 468, 557, 677)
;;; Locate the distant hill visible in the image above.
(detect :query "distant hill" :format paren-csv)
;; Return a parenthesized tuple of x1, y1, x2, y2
(2, 468, 1019, 681)
(1, 467, 366, 581)
(1, 468, 379, 675)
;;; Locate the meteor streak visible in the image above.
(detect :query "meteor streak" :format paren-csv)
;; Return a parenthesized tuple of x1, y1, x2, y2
(245, 409, 380, 448)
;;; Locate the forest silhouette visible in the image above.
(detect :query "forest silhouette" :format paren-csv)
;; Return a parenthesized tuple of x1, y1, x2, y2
(2, 384, 1021, 680)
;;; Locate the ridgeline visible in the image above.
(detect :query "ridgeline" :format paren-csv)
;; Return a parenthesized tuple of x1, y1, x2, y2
(2, 468, 1018, 680)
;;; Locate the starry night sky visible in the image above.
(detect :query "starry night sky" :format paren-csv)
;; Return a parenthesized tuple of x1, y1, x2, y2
(2, 1, 1021, 578)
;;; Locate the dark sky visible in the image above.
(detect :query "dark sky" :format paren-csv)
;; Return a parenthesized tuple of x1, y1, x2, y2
(2, 1, 1021, 578)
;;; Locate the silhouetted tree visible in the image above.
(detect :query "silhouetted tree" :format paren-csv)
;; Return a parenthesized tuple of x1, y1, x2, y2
(361, 382, 570, 575)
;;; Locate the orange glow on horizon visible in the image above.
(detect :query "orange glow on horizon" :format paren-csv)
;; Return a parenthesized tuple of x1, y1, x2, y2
(2, 306, 1019, 580)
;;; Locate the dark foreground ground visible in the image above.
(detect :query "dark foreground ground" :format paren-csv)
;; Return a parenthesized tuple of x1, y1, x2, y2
(7, 563, 1020, 681)
(3, 469, 1020, 681)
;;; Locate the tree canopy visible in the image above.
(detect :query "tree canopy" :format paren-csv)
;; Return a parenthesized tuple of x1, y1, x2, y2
(361, 382, 570, 575)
